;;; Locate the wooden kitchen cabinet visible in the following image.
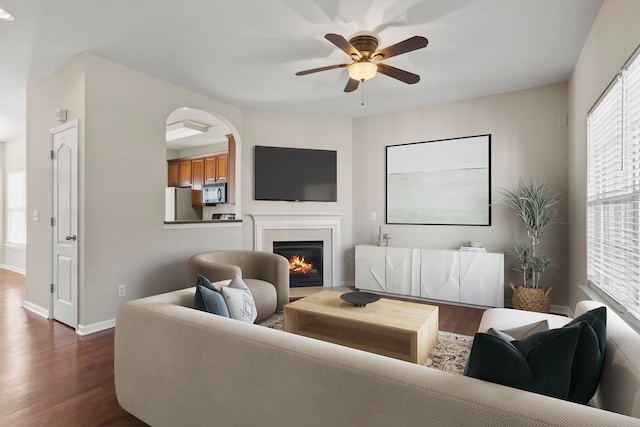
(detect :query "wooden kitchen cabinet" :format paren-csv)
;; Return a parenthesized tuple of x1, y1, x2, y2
(167, 160, 180, 187)
(178, 159, 192, 187)
(191, 158, 205, 206)
(204, 157, 216, 184)
(227, 135, 236, 204)
(204, 154, 228, 184)
(191, 158, 204, 190)
(167, 148, 232, 204)
(215, 154, 228, 181)
(167, 159, 194, 187)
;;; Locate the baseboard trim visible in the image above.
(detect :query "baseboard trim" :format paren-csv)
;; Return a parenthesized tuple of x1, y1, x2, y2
(1, 265, 25, 275)
(77, 319, 116, 336)
(23, 300, 49, 318)
(367, 289, 495, 310)
(503, 298, 572, 318)
(550, 304, 572, 317)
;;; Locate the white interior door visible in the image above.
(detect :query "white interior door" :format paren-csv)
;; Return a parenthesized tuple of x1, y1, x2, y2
(50, 119, 78, 328)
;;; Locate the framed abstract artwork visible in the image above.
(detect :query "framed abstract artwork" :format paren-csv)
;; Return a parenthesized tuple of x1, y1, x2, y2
(386, 134, 491, 226)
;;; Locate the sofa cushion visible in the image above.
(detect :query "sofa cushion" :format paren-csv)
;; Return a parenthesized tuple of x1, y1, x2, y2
(563, 307, 607, 404)
(465, 322, 584, 400)
(221, 275, 258, 323)
(194, 274, 230, 318)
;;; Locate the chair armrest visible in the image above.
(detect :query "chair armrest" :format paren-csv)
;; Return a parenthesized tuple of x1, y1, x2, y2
(244, 251, 290, 310)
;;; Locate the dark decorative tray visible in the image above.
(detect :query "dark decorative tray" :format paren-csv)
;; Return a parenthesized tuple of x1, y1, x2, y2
(340, 291, 381, 307)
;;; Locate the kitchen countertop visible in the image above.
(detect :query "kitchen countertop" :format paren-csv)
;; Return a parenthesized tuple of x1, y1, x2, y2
(164, 219, 242, 225)
(163, 219, 242, 229)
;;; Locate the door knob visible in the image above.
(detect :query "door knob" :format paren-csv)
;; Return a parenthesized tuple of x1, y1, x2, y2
(65, 234, 77, 241)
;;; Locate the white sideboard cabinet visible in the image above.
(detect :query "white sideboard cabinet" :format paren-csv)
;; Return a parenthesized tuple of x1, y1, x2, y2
(420, 249, 460, 303)
(355, 245, 504, 308)
(354, 245, 420, 297)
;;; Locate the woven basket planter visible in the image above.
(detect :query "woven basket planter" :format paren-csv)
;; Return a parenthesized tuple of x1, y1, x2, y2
(509, 282, 552, 313)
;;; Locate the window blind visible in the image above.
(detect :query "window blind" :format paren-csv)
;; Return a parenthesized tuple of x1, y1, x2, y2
(7, 170, 26, 246)
(588, 47, 640, 320)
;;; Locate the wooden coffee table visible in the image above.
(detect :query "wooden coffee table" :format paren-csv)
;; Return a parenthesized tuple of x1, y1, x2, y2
(284, 290, 438, 364)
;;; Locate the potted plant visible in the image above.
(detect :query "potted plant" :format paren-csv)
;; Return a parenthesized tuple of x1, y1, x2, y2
(500, 177, 561, 312)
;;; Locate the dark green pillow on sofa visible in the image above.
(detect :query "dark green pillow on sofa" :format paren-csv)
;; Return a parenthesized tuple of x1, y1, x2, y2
(563, 306, 607, 404)
(464, 322, 584, 400)
(464, 307, 607, 404)
(194, 274, 230, 318)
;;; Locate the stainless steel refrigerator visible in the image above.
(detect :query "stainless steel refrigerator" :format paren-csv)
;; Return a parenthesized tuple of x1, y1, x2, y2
(165, 187, 201, 221)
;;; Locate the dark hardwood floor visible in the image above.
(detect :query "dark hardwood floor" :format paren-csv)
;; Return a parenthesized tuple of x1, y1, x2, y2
(432, 300, 485, 336)
(1, 271, 484, 426)
(0, 270, 146, 426)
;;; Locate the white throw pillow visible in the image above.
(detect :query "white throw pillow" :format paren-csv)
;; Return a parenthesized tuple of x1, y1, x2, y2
(486, 319, 550, 342)
(501, 320, 549, 340)
(221, 275, 257, 323)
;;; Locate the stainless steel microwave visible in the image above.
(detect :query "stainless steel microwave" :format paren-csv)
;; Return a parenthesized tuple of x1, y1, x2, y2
(202, 182, 226, 205)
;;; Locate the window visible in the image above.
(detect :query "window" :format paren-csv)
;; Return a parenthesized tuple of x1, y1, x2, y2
(588, 46, 640, 320)
(7, 169, 26, 246)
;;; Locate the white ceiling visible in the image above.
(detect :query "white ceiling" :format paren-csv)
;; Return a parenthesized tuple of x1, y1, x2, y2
(0, 0, 603, 143)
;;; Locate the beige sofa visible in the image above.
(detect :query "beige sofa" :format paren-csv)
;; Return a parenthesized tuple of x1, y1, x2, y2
(115, 290, 640, 427)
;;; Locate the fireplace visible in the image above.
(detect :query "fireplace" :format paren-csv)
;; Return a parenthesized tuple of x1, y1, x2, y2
(251, 213, 343, 287)
(273, 240, 323, 287)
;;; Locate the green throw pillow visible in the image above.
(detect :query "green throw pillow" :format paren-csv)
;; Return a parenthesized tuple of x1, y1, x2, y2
(464, 322, 584, 400)
(563, 306, 607, 404)
(194, 274, 230, 318)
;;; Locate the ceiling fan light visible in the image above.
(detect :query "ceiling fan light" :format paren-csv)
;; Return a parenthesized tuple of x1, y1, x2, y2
(0, 7, 14, 21)
(348, 61, 377, 82)
(166, 120, 209, 141)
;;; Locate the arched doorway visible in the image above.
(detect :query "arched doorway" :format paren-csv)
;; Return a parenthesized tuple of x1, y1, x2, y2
(164, 108, 239, 222)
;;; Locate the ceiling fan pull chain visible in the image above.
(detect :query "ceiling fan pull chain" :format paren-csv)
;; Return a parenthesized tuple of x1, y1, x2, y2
(361, 80, 365, 106)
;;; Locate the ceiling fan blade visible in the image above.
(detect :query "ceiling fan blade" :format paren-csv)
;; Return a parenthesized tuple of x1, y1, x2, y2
(344, 78, 360, 93)
(325, 33, 362, 59)
(373, 36, 428, 60)
(296, 63, 349, 76)
(377, 63, 420, 84)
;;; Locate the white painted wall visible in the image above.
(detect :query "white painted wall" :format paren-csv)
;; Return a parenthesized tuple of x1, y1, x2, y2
(178, 141, 227, 159)
(240, 111, 353, 283)
(568, 0, 640, 309)
(166, 149, 179, 160)
(4, 134, 26, 273)
(26, 55, 86, 313)
(26, 53, 245, 327)
(25, 53, 356, 328)
(352, 82, 570, 306)
(0, 141, 4, 266)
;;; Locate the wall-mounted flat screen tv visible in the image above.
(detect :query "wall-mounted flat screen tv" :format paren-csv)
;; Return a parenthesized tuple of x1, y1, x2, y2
(254, 146, 337, 202)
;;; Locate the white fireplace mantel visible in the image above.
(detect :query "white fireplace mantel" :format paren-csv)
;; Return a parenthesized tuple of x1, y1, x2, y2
(251, 214, 344, 287)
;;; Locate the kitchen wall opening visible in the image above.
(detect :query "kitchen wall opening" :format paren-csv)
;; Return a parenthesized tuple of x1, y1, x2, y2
(164, 108, 238, 223)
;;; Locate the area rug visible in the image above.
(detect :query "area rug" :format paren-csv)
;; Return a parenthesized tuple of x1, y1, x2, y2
(257, 312, 473, 375)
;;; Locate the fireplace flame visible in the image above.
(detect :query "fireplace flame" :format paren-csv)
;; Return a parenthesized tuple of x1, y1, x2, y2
(289, 255, 314, 274)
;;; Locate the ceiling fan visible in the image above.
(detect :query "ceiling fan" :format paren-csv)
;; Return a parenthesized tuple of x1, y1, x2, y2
(296, 33, 428, 92)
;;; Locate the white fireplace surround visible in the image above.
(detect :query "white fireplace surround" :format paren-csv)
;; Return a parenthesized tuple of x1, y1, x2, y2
(251, 214, 343, 287)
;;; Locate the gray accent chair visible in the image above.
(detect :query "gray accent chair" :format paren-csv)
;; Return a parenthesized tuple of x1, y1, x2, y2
(187, 250, 289, 322)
